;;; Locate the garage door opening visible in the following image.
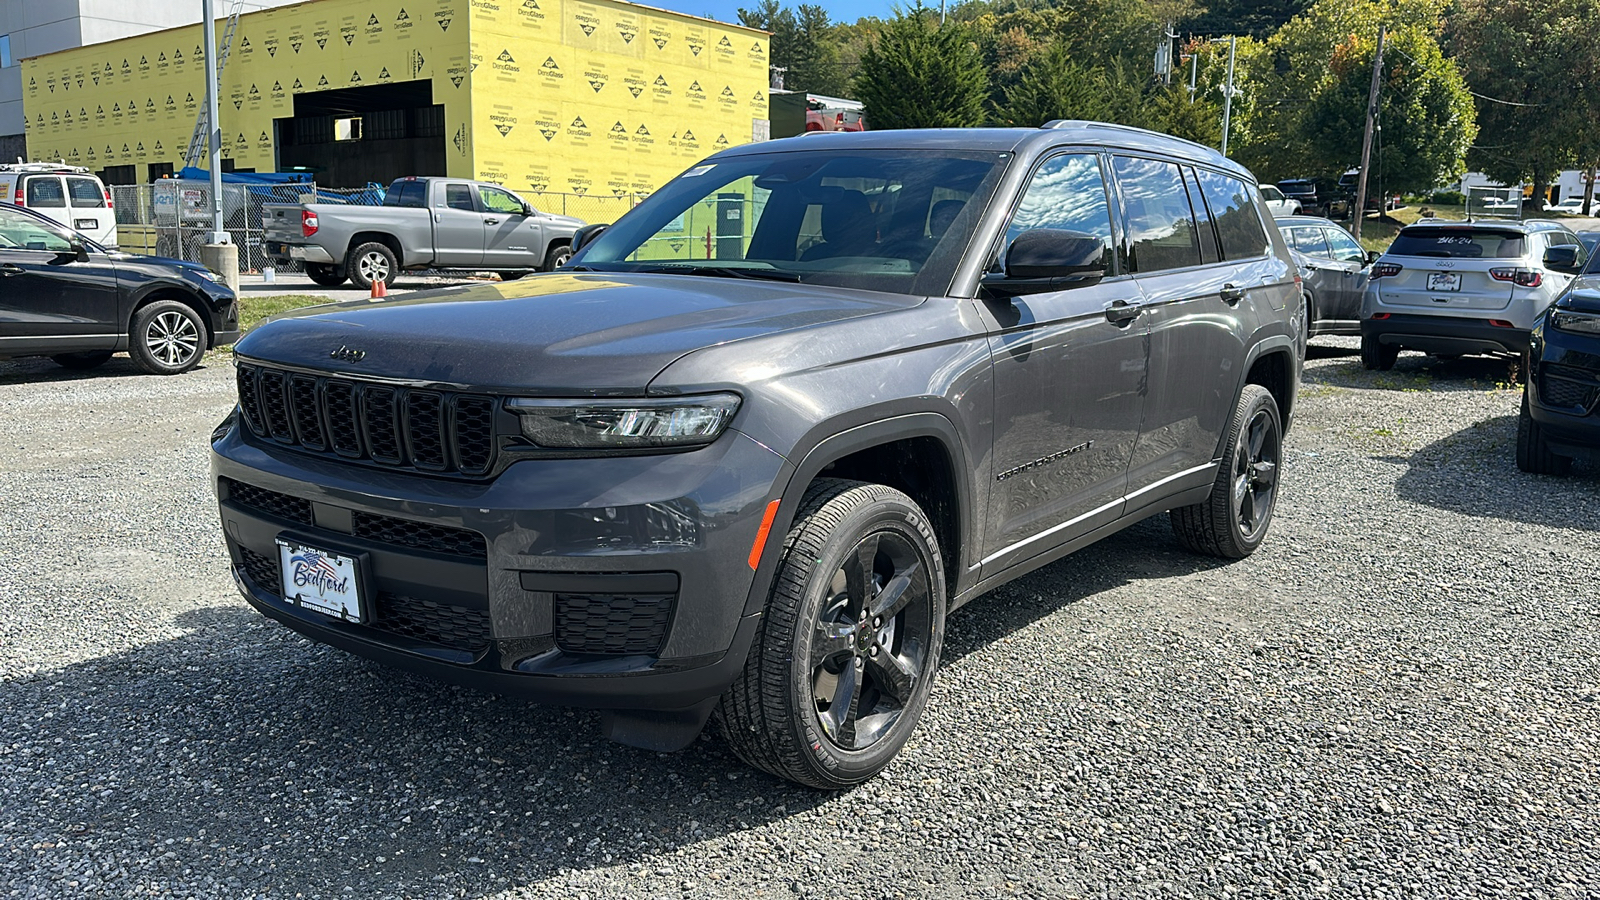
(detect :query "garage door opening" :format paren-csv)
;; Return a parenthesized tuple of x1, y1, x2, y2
(274, 80, 445, 187)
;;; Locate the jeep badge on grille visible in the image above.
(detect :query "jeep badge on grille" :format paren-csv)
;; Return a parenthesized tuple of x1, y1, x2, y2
(330, 345, 366, 362)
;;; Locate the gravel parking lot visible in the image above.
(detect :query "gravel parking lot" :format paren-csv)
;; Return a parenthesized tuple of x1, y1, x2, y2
(2, 339, 1597, 899)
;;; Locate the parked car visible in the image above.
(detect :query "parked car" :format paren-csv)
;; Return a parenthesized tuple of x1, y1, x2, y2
(0, 162, 118, 249)
(1278, 178, 1326, 216)
(1544, 197, 1588, 215)
(261, 176, 585, 290)
(212, 122, 1302, 789)
(1519, 250, 1600, 474)
(1276, 215, 1372, 351)
(0, 201, 238, 374)
(1360, 219, 1586, 370)
(1259, 183, 1302, 217)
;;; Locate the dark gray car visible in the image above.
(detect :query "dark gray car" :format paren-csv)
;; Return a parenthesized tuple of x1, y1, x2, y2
(1276, 215, 1373, 348)
(210, 123, 1302, 788)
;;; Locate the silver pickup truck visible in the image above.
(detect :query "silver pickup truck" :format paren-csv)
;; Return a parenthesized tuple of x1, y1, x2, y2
(261, 177, 585, 289)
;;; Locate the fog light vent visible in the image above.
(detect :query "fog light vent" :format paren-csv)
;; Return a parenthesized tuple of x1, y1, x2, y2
(553, 592, 675, 656)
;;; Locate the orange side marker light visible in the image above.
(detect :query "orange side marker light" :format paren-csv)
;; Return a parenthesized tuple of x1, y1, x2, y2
(747, 499, 781, 570)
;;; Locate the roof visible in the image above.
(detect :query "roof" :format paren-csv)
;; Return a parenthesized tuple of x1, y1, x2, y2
(1402, 218, 1569, 233)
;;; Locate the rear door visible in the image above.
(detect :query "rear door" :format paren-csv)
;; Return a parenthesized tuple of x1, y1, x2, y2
(1376, 227, 1521, 312)
(479, 185, 543, 267)
(1320, 226, 1370, 320)
(65, 176, 116, 247)
(0, 205, 121, 348)
(431, 182, 484, 266)
(22, 175, 69, 231)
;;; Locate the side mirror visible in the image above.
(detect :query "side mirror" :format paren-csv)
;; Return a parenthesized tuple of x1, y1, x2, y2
(66, 238, 89, 263)
(521, 202, 535, 217)
(1005, 229, 1106, 279)
(571, 223, 608, 254)
(1367, 249, 1381, 266)
(1544, 245, 1582, 274)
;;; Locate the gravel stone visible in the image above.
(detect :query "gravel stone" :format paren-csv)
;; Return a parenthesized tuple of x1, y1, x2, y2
(1, 339, 1597, 898)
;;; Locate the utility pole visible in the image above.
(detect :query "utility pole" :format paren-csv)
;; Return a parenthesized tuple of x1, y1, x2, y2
(202, 0, 225, 244)
(1219, 36, 1236, 156)
(1188, 44, 1198, 102)
(1352, 24, 1385, 242)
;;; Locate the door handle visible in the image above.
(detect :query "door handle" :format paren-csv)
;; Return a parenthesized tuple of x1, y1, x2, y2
(1220, 284, 1245, 305)
(0, 264, 23, 276)
(1104, 299, 1141, 326)
(484, 218, 499, 225)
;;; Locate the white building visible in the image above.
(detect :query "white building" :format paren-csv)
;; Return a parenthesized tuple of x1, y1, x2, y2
(0, 0, 298, 161)
(1460, 170, 1592, 203)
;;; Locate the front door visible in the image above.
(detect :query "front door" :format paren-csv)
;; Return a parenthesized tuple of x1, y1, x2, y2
(479, 184, 543, 267)
(431, 182, 484, 267)
(1320, 225, 1371, 321)
(0, 206, 121, 351)
(981, 152, 1148, 577)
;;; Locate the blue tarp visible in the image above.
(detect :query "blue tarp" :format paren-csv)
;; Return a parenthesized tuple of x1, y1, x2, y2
(175, 167, 386, 205)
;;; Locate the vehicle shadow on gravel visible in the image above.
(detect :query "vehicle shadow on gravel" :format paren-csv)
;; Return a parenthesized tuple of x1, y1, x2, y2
(1303, 353, 1520, 394)
(0, 355, 227, 385)
(1391, 414, 1600, 530)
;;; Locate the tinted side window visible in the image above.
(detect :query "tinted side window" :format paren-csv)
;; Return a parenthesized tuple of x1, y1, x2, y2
(67, 177, 105, 208)
(1003, 153, 1116, 275)
(1113, 156, 1201, 273)
(1324, 229, 1365, 262)
(445, 184, 475, 211)
(26, 177, 66, 208)
(1193, 169, 1270, 261)
(1289, 226, 1330, 257)
(384, 181, 424, 207)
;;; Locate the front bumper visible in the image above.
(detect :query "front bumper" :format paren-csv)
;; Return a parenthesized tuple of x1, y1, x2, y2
(211, 422, 790, 712)
(1528, 323, 1600, 461)
(1361, 313, 1529, 356)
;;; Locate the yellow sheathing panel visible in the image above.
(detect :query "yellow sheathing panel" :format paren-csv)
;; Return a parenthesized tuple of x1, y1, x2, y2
(21, 0, 766, 196)
(22, 0, 472, 177)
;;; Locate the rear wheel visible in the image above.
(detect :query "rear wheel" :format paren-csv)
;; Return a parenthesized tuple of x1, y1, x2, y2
(1361, 334, 1398, 370)
(1171, 385, 1282, 559)
(128, 300, 206, 375)
(304, 262, 346, 287)
(717, 479, 946, 790)
(1516, 392, 1572, 475)
(346, 242, 397, 291)
(1298, 292, 1314, 361)
(50, 350, 113, 371)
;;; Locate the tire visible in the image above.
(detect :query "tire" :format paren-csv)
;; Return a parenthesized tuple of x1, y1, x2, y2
(304, 262, 346, 287)
(1516, 392, 1572, 475)
(1298, 292, 1314, 361)
(1361, 333, 1398, 370)
(50, 350, 113, 371)
(716, 479, 947, 790)
(1170, 384, 1283, 559)
(128, 300, 206, 375)
(498, 270, 534, 281)
(346, 242, 397, 291)
(543, 242, 572, 271)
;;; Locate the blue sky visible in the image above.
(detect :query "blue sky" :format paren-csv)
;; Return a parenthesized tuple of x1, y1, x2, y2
(645, 0, 905, 27)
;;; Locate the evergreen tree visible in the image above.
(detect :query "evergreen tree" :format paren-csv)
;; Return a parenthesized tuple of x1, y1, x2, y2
(854, 8, 989, 129)
(994, 45, 1108, 127)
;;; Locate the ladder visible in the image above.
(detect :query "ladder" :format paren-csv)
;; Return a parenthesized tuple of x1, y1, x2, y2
(182, 0, 245, 170)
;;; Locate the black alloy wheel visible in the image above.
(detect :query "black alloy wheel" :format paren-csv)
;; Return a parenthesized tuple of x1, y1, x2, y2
(1171, 384, 1283, 559)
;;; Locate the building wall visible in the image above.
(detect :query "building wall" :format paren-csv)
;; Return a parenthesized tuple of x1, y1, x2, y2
(0, 0, 300, 151)
(20, 0, 768, 195)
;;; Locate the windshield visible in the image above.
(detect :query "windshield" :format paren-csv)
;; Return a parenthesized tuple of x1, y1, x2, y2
(1388, 227, 1525, 259)
(573, 149, 1008, 295)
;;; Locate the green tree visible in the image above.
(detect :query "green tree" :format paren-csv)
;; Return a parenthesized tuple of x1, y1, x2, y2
(1299, 25, 1475, 195)
(789, 5, 846, 96)
(854, 8, 988, 129)
(993, 45, 1110, 127)
(738, 1, 796, 87)
(1185, 0, 1313, 38)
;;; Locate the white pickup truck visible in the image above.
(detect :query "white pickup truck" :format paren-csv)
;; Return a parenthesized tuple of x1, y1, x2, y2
(261, 177, 585, 289)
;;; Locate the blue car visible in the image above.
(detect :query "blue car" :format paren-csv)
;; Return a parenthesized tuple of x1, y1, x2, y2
(1519, 247, 1600, 474)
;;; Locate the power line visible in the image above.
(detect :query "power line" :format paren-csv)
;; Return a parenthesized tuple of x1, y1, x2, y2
(1388, 44, 1544, 108)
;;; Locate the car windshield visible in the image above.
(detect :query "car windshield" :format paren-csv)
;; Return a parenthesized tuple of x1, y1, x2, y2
(1585, 245, 1600, 275)
(573, 149, 1008, 295)
(1388, 227, 1525, 259)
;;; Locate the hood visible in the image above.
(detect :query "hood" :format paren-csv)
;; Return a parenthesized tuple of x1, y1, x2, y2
(233, 271, 922, 395)
(1560, 277, 1600, 315)
(103, 250, 210, 274)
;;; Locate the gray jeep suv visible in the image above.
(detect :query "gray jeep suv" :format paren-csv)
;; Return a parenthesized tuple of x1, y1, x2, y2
(211, 123, 1302, 788)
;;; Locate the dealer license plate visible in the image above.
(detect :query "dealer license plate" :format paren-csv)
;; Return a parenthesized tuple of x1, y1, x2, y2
(276, 539, 363, 622)
(1427, 272, 1461, 292)
(74, 218, 98, 231)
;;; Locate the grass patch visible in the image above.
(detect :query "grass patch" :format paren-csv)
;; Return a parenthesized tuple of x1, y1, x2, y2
(1350, 204, 1467, 255)
(238, 294, 333, 335)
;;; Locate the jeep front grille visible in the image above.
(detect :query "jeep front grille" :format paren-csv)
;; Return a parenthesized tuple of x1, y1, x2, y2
(1542, 369, 1598, 412)
(236, 363, 498, 477)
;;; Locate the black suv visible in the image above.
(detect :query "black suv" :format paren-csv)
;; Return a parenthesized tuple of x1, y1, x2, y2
(212, 123, 1302, 788)
(1519, 251, 1600, 474)
(0, 201, 239, 374)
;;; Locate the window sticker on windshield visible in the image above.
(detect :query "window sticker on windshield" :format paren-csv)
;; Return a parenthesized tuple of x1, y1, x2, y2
(682, 165, 715, 178)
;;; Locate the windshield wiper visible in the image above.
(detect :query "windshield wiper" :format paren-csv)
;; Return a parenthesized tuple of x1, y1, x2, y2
(635, 264, 801, 283)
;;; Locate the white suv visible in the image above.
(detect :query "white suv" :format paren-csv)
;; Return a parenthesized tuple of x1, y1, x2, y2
(1360, 219, 1586, 369)
(0, 163, 118, 249)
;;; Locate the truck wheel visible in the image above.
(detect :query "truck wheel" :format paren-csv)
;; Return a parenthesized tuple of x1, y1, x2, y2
(347, 242, 396, 291)
(1361, 334, 1398, 370)
(544, 243, 572, 271)
(50, 350, 113, 371)
(128, 300, 206, 375)
(1170, 384, 1282, 559)
(304, 262, 346, 287)
(716, 478, 946, 790)
(1516, 392, 1572, 475)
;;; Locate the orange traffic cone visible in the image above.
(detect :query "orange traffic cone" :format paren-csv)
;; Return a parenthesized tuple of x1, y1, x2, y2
(370, 278, 387, 299)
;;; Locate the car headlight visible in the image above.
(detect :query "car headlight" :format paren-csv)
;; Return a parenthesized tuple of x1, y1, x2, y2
(507, 394, 741, 449)
(187, 266, 224, 283)
(1550, 309, 1600, 335)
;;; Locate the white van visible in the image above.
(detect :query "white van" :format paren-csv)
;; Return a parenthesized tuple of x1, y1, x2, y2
(0, 163, 118, 248)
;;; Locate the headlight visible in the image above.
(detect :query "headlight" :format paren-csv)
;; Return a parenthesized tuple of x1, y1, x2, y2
(1550, 309, 1600, 335)
(507, 394, 741, 449)
(187, 266, 223, 283)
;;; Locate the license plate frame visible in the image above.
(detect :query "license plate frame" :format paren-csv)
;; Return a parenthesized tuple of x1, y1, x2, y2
(1427, 272, 1461, 292)
(74, 218, 99, 231)
(276, 537, 367, 623)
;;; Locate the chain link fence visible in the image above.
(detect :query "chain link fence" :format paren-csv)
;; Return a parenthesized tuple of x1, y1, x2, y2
(110, 182, 638, 275)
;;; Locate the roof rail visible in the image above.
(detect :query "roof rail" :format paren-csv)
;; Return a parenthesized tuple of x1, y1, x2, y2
(0, 160, 90, 174)
(1040, 119, 1223, 157)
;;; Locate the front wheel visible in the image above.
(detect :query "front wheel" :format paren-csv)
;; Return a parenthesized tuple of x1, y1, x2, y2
(543, 242, 572, 271)
(1361, 333, 1398, 370)
(1516, 392, 1572, 475)
(346, 242, 397, 291)
(1171, 384, 1283, 559)
(716, 479, 947, 790)
(128, 300, 206, 375)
